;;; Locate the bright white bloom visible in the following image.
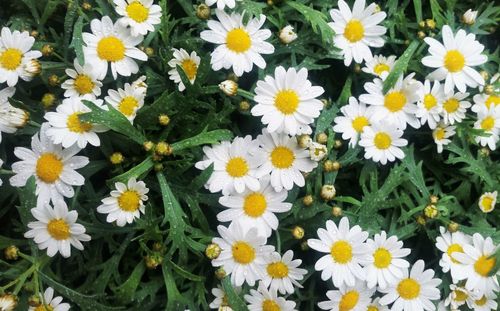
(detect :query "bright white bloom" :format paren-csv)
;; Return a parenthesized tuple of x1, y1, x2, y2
(24, 201, 91, 258)
(359, 122, 408, 165)
(167, 48, 200, 91)
(435, 226, 471, 283)
(362, 55, 396, 80)
(0, 87, 28, 143)
(432, 123, 456, 153)
(97, 178, 149, 227)
(422, 25, 487, 94)
(251, 66, 325, 136)
(444, 284, 476, 311)
(308, 217, 369, 287)
(366, 298, 389, 311)
(114, 0, 161, 36)
(279, 25, 298, 44)
(200, 10, 274, 77)
(318, 280, 375, 311)
(262, 250, 307, 295)
(195, 135, 263, 195)
(470, 293, 498, 311)
(328, 0, 387, 66)
(209, 286, 236, 310)
(360, 74, 422, 129)
(83, 16, 147, 79)
(454, 233, 500, 295)
(254, 129, 317, 191)
(211, 222, 274, 286)
(61, 59, 103, 100)
(472, 93, 499, 113)
(361, 231, 411, 289)
(105, 82, 145, 122)
(416, 80, 445, 129)
(462, 9, 478, 25)
(379, 260, 441, 311)
(28, 287, 70, 311)
(244, 282, 296, 311)
(333, 96, 375, 147)
(0, 27, 42, 86)
(474, 106, 500, 150)
(308, 142, 328, 162)
(218, 175, 291, 237)
(205, 0, 239, 10)
(10, 124, 88, 207)
(478, 191, 497, 213)
(441, 91, 471, 125)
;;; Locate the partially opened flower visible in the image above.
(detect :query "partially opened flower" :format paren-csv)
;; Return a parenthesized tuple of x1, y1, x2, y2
(478, 191, 497, 213)
(0, 87, 28, 143)
(114, 0, 162, 36)
(167, 48, 200, 91)
(362, 55, 396, 80)
(28, 287, 70, 311)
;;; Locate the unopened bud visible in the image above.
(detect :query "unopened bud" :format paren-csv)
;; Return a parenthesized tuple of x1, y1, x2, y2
(416, 215, 426, 225)
(196, 4, 211, 20)
(479, 147, 490, 158)
(429, 195, 439, 204)
(297, 134, 312, 148)
(0, 294, 18, 311)
(82, 1, 92, 10)
(448, 221, 459, 233)
(332, 206, 343, 217)
(205, 243, 222, 260)
(158, 114, 170, 126)
(354, 63, 362, 73)
(425, 19, 436, 30)
(479, 71, 489, 82)
(417, 31, 426, 39)
(48, 74, 60, 86)
(143, 141, 155, 152)
(292, 226, 304, 239)
(219, 80, 238, 96)
(333, 139, 343, 149)
(41, 93, 56, 109)
(320, 184, 336, 201)
(109, 152, 124, 165)
(309, 142, 327, 161)
(484, 85, 494, 95)
(144, 47, 154, 57)
(155, 141, 173, 156)
(424, 204, 438, 219)
(323, 160, 340, 172)
(278, 25, 298, 44)
(215, 267, 226, 280)
(462, 9, 477, 25)
(300, 240, 309, 251)
(239, 100, 250, 111)
(302, 195, 314, 207)
(316, 132, 328, 144)
(145, 254, 163, 269)
(41, 44, 53, 57)
(4, 245, 19, 260)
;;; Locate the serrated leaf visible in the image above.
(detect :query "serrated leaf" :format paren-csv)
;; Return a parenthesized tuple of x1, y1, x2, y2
(107, 157, 154, 185)
(383, 41, 420, 93)
(222, 277, 248, 311)
(70, 16, 85, 66)
(114, 261, 146, 304)
(287, 2, 334, 44)
(171, 129, 234, 152)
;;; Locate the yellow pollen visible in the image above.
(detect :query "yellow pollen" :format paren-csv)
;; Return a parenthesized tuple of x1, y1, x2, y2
(330, 240, 353, 264)
(181, 59, 198, 80)
(35, 304, 54, 311)
(73, 74, 94, 95)
(267, 261, 289, 278)
(36, 153, 63, 183)
(434, 127, 446, 140)
(384, 91, 407, 112)
(367, 306, 379, 311)
(474, 255, 495, 277)
(339, 291, 359, 311)
(443, 98, 459, 113)
(446, 243, 464, 264)
(373, 248, 392, 268)
(118, 190, 141, 212)
(262, 299, 281, 311)
(270, 146, 295, 169)
(97, 36, 125, 62)
(67, 112, 92, 133)
(243, 193, 267, 217)
(126, 1, 149, 22)
(373, 63, 390, 76)
(47, 219, 71, 240)
(485, 95, 499, 109)
(274, 90, 300, 115)
(444, 50, 465, 73)
(454, 290, 468, 302)
(480, 196, 495, 212)
(374, 132, 392, 150)
(352, 116, 369, 133)
(475, 296, 487, 306)
(397, 278, 421, 300)
(225, 157, 249, 178)
(118, 96, 139, 116)
(481, 116, 495, 131)
(344, 19, 365, 43)
(226, 28, 251, 53)
(232, 241, 255, 264)
(423, 94, 437, 110)
(0, 48, 23, 70)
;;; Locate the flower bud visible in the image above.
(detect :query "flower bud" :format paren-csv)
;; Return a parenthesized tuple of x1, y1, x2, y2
(425, 19, 436, 30)
(28, 295, 41, 307)
(354, 63, 362, 73)
(300, 240, 309, 251)
(333, 139, 343, 149)
(323, 160, 340, 172)
(316, 132, 328, 144)
(417, 31, 426, 40)
(429, 195, 439, 204)
(448, 221, 459, 233)
(155, 141, 173, 156)
(320, 184, 336, 201)
(302, 194, 314, 207)
(109, 152, 124, 165)
(239, 100, 250, 111)
(82, 1, 92, 10)
(309, 142, 327, 161)
(480, 70, 489, 82)
(158, 114, 170, 126)
(196, 4, 211, 20)
(424, 204, 438, 219)
(278, 25, 298, 44)
(462, 9, 477, 25)
(418, 20, 426, 29)
(4, 245, 19, 260)
(145, 254, 163, 269)
(215, 267, 226, 280)
(41, 93, 56, 109)
(416, 215, 426, 225)
(0, 294, 18, 311)
(479, 147, 490, 158)
(154, 163, 164, 172)
(219, 80, 238, 96)
(292, 226, 304, 239)
(297, 134, 312, 149)
(144, 47, 154, 57)
(205, 243, 222, 260)
(24, 59, 41, 78)
(484, 85, 494, 95)
(143, 141, 155, 152)
(48, 74, 60, 86)
(332, 206, 343, 217)
(41, 44, 53, 57)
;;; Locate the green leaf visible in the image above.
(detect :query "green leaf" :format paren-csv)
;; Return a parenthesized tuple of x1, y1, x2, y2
(383, 41, 420, 93)
(40, 0, 61, 25)
(337, 76, 352, 105)
(287, 2, 334, 44)
(222, 277, 248, 311)
(413, 0, 423, 22)
(108, 157, 154, 185)
(64, 0, 79, 58)
(315, 106, 338, 135)
(171, 129, 234, 153)
(17, 176, 36, 225)
(70, 16, 85, 66)
(167, 259, 205, 282)
(114, 261, 146, 304)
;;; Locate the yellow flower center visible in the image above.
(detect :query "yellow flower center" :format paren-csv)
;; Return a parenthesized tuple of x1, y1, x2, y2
(274, 90, 300, 115)
(397, 278, 421, 300)
(330, 240, 353, 264)
(243, 193, 267, 217)
(423, 94, 437, 110)
(446, 243, 464, 264)
(267, 261, 289, 278)
(384, 91, 407, 112)
(225, 157, 249, 178)
(126, 1, 149, 22)
(232, 241, 255, 264)
(480, 195, 495, 212)
(339, 290, 359, 311)
(475, 296, 487, 306)
(36, 153, 63, 183)
(0, 48, 23, 70)
(444, 50, 465, 73)
(485, 95, 499, 109)
(481, 116, 495, 131)
(35, 304, 54, 311)
(73, 74, 94, 95)
(454, 289, 468, 302)
(226, 28, 251, 53)
(434, 127, 446, 140)
(118, 190, 141, 212)
(97, 36, 125, 62)
(374, 132, 392, 150)
(47, 219, 71, 240)
(67, 112, 92, 133)
(373, 247, 392, 268)
(474, 255, 495, 277)
(352, 116, 369, 133)
(181, 59, 198, 81)
(373, 63, 390, 76)
(118, 96, 139, 116)
(344, 19, 364, 43)
(443, 98, 459, 113)
(270, 146, 295, 169)
(367, 306, 379, 311)
(262, 299, 281, 311)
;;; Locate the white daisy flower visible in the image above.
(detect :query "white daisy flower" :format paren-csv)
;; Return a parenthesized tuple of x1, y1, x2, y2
(61, 59, 103, 100)
(114, 0, 162, 37)
(358, 122, 408, 165)
(131, 75, 148, 96)
(83, 16, 148, 79)
(205, 0, 239, 10)
(97, 178, 149, 227)
(209, 286, 237, 310)
(359, 74, 422, 129)
(262, 250, 307, 295)
(318, 280, 375, 311)
(251, 66, 325, 136)
(362, 55, 397, 80)
(472, 93, 499, 113)
(44, 97, 108, 148)
(454, 233, 500, 296)
(105, 82, 145, 122)
(254, 129, 317, 192)
(308, 217, 369, 287)
(444, 284, 476, 311)
(379, 260, 442, 311)
(211, 222, 274, 286)
(333, 96, 375, 147)
(366, 297, 390, 311)
(28, 287, 70, 311)
(218, 175, 291, 237)
(470, 293, 498, 311)
(474, 106, 500, 150)
(167, 48, 201, 91)
(422, 25, 487, 94)
(10, 123, 89, 207)
(195, 135, 263, 195)
(328, 0, 387, 66)
(361, 231, 411, 289)
(244, 281, 297, 311)
(24, 201, 91, 258)
(441, 91, 471, 125)
(0, 87, 28, 143)
(0, 27, 42, 86)
(200, 10, 274, 77)
(416, 80, 445, 129)
(432, 123, 456, 153)
(478, 191, 497, 213)
(435, 226, 471, 283)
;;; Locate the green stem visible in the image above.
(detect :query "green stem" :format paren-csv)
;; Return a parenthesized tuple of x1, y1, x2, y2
(237, 89, 254, 100)
(12, 264, 37, 295)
